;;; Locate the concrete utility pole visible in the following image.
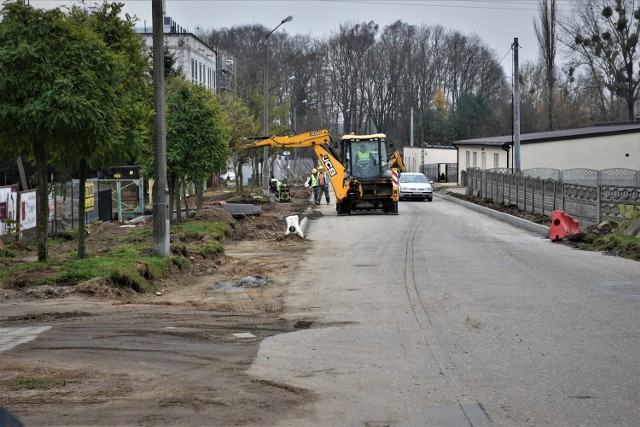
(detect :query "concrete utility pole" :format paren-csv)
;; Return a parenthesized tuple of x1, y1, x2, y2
(513, 37, 521, 173)
(152, 0, 170, 257)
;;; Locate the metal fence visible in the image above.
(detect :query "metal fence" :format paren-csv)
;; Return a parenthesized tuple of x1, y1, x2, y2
(466, 167, 640, 226)
(54, 178, 145, 230)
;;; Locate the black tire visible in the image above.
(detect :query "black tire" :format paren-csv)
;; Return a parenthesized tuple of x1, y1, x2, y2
(337, 201, 351, 215)
(383, 200, 398, 214)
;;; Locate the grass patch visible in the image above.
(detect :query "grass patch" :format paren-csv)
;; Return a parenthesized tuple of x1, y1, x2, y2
(124, 228, 153, 242)
(0, 246, 18, 258)
(195, 240, 224, 258)
(10, 376, 67, 390)
(171, 222, 231, 241)
(0, 219, 233, 291)
(1, 243, 173, 291)
(60, 245, 171, 290)
(582, 232, 640, 260)
(0, 261, 49, 282)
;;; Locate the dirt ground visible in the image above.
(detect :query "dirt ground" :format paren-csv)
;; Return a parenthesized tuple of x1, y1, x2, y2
(0, 184, 320, 426)
(1, 182, 636, 426)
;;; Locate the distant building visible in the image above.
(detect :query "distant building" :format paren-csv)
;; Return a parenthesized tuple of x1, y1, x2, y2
(136, 16, 235, 94)
(402, 145, 457, 172)
(454, 122, 640, 183)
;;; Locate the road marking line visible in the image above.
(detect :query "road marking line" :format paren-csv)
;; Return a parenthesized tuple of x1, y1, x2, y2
(0, 326, 51, 352)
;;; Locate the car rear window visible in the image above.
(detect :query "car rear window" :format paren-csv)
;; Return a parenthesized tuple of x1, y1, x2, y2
(400, 174, 427, 183)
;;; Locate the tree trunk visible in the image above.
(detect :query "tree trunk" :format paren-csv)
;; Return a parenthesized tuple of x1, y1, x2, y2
(167, 175, 175, 222)
(174, 176, 182, 222)
(238, 164, 244, 193)
(196, 181, 203, 211)
(183, 183, 190, 218)
(627, 64, 635, 121)
(77, 158, 87, 259)
(33, 138, 48, 262)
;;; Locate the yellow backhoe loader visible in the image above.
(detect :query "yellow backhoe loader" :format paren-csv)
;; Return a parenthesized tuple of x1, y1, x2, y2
(243, 130, 399, 215)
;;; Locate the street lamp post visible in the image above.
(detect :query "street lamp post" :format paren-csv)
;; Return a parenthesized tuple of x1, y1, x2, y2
(263, 15, 293, 196)
(292, 99, 307, 131)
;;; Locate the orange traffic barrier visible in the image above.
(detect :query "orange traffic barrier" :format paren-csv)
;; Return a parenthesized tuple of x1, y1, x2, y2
(549, 210, 580, 242)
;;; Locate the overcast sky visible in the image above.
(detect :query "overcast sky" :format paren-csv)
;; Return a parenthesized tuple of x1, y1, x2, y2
(30, 0, 576, 69)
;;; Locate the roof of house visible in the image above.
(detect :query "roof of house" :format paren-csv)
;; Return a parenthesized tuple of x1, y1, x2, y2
(453, 122, 640, 147)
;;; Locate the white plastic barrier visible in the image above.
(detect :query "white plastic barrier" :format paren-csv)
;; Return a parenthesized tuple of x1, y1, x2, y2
(285, 215, 304, 238)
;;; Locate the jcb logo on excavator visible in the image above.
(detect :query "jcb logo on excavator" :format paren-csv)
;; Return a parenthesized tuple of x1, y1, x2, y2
(320, 155, 337, 176)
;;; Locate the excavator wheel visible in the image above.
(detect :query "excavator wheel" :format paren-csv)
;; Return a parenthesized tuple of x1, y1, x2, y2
(383, 200, 398, 214)
(336, 201, 351, 215)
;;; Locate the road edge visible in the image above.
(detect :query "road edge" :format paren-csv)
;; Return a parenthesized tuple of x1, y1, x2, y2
(436, 193, 550, 238)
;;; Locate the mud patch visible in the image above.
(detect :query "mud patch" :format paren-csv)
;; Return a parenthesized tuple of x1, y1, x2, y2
(2, 311, 92, 324)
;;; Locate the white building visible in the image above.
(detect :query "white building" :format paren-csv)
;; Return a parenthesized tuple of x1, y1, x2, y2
(454, 122, 640, 184)
(137, 17, 235, 94)
(402, 146, 457, 173)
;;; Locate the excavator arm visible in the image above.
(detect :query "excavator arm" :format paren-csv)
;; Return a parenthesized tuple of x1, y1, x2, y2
(242, 130, 360, 202)
(388, 151, 405, 172)
(243, 129, 331, 149)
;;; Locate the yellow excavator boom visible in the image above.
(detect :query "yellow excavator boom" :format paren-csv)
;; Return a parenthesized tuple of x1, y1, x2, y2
(242, 130, 357, 202)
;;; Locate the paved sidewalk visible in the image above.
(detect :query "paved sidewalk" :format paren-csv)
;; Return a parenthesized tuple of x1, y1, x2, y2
(432, 182, 466, 195)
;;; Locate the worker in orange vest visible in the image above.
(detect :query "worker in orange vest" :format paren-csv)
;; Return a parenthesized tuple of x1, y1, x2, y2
(317, 166, 330, 205)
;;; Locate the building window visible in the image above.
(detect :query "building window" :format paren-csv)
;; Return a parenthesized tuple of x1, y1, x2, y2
(481, 152, 486, 169)
(472, 152, 477, 167)
(466, 151, 470, 169)
(494, 153, 499, 169)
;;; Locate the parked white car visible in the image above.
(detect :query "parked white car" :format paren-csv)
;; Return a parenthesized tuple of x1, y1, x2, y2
(398, 172, 433, 201)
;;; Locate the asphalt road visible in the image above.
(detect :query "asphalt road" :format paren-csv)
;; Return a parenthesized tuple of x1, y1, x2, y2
(248, 195, 640, 426)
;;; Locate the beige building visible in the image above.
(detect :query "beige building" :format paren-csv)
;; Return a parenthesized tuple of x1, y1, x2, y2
(454, 122, 640, 183)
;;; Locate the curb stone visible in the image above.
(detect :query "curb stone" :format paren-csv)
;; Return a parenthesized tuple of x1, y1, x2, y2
(436, 193, 550, 238)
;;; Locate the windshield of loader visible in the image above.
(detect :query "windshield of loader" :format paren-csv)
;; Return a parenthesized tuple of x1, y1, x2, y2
(348, 137, 388, 179)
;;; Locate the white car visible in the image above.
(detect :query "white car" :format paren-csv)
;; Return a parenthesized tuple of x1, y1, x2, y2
(221, 171, 236, 182)
(398, 172, 433, 201)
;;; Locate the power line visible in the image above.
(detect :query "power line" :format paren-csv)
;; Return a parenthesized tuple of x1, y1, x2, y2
(498, 46, 512, 65)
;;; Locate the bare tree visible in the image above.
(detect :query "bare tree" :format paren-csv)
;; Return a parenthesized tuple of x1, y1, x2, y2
(559, 0, 640, 121)
(411, 25, 447, 144)
(365, 21, 415, 138)
(534, 0, 557, 130)
(326, 21, 378, 134)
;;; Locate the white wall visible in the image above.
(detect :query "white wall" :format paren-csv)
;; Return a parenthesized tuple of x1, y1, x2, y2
(456, 145, 509, 183)
(521, 133, 639, 170)
(402, 147, 457, 173)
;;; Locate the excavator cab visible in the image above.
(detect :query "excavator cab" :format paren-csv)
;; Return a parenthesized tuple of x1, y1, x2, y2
(340, 134, 390, 179)
(338, 133, 397, 214)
